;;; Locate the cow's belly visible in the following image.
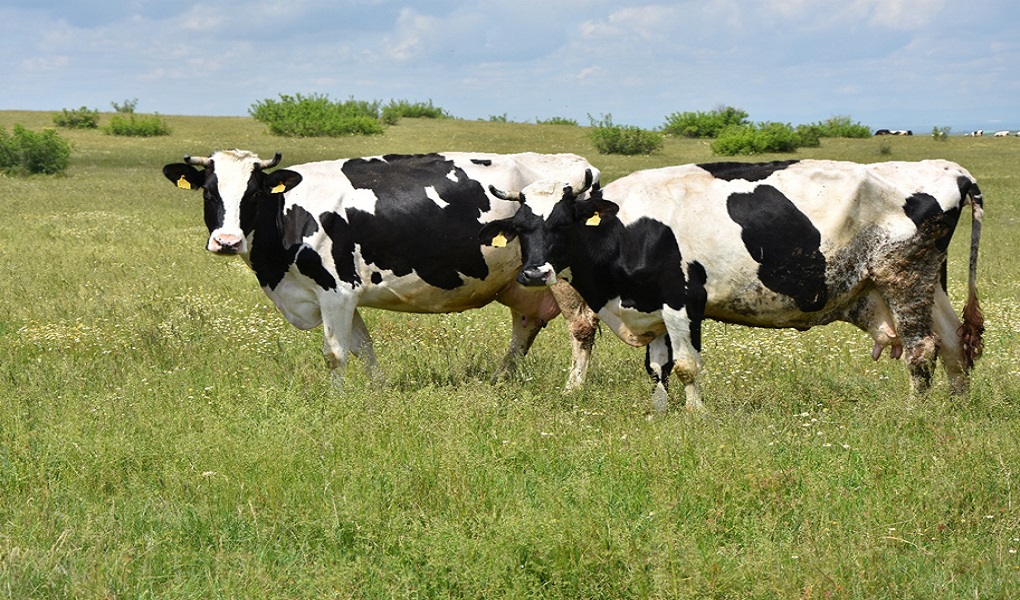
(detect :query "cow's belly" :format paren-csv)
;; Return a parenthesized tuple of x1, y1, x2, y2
(356, 273, 510, 313)
(597, 298, 666, 347)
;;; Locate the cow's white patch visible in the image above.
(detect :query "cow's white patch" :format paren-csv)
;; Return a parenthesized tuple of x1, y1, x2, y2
(346, 188, 379, 215)
(520, 180, 567, 220)
(425, 185, 449, 208)
(446, 169, 459, 183)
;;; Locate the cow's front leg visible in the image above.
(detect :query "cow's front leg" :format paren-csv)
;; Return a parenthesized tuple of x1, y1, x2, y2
(550, 281, 599, 392)
(492, 309, 545, 383)
(319, 292, 361, 394)
(663, 306, 704, 411)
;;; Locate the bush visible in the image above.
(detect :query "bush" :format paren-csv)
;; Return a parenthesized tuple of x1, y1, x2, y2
(52, 106, 100, 129)
(711, 122, 802, 156)
(932, 126, 951, 141)
(537, 117, 579, 126)
(808, 115, 872, 138)
(588, 114, 663, 155)
(103, 113, 172, 137)
(0, 125, 72, 175)
(249, 93, 384, 137)
(380, 99, 450, 124)
(662, 106, 749, 138)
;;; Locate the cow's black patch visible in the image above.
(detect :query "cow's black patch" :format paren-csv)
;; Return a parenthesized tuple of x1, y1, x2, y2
(319, 211, 361, 288)
(371, 272, 383, 285)
(251, 201, 323, 290)
(295, 247, 337, 291)
(341, 154, 491, 290)
(470, 159, 492, 166)
(697, 160, 799, 182)
(570, 217, 687, 315)
(726, 185, 828, 312)
(903, 192, 961, 252)
(686, 261, 708, 352)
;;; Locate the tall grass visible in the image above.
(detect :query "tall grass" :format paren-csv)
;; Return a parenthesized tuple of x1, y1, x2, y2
(1, 111, 1019, 598)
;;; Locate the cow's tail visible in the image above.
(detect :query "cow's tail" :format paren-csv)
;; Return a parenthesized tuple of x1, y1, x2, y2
(960, 181, 984, 369)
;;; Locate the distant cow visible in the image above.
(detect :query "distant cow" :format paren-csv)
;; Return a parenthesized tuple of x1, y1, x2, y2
(163, 150, 601, 392)
(967, 130, 985, 137)
(875, 129, 912, 136)
(482, 160, 984, 412)
(994, 130, 1011, 137)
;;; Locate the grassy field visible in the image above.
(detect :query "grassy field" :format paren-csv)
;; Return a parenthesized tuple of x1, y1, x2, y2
(1, 111, 1018, 598)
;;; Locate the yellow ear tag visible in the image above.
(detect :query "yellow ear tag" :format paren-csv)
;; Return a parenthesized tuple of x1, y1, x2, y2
(585, 213, 601, 227)
(176, 176, 191, 190)
(491, 232, 508, 248)
(271, 183, 287, 194)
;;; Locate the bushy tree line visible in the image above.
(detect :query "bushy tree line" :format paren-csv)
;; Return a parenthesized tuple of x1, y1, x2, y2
(52, 101, 171, 137)
(249, 94, 448, 136)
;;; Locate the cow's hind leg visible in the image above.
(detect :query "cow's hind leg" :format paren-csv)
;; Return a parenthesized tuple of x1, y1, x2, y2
(491, 309, 546, 383)
(879, 278, 940, 394)
(932, 286, 968, 394)
(350, 309, 380, 379)
(550, 281, 599, 392)
(645, 334, 674, 414)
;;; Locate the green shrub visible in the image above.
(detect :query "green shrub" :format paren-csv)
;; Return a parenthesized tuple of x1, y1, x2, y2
(52, 106, 100, 129)
(932, 126, 951, 141)
(0, 124, 72, 175)
(662, 106, 749, 138)
(537, 116, 579, 126)
(588, 114, 663, 155)
(249, 93, 384, 137)
(380, 99, 450, 124)
(808, 115, 872, 138)
(487, 113, 509, 123)
(794, 124, 824, 148)
(103, 113, 172, 137)
(711, 122, 802, 156)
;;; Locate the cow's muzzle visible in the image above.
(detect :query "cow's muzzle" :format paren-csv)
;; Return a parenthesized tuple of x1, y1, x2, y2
(208, 232, 245, 254)
(518, 264, 557, 287)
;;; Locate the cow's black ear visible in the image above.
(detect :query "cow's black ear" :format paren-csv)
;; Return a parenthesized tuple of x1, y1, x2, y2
(163, 164, 204, 191)
(479, 219, 518, 248)
(576, 198, 619, 226)
(264, 169, 303, 195)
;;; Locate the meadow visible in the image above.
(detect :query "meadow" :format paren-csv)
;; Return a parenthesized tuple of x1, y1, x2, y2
(1, 111, 1018, 598)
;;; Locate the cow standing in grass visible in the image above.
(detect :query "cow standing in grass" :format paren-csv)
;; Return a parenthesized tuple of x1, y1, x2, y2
(482, 160, 984, 412)
(163, 150, 600, 392)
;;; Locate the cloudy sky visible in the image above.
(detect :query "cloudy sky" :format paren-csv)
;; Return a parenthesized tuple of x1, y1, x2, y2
(3, 0, 1018, 132)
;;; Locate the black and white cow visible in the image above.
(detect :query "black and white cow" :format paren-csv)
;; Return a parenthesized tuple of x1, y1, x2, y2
(163, 150, 601, 392)
(481, 159, 984, 412)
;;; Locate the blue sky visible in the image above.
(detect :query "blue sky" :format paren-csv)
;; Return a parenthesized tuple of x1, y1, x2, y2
(3, 0, 1018, 132)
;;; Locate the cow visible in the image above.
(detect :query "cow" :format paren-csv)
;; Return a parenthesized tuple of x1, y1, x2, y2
(162, 150, 601, 393)
(480, 159, 984, 412)
(993, 130, 1011, 137)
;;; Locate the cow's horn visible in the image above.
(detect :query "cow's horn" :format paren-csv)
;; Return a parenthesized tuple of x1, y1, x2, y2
(184, 154, 212, 167)
(256, 152, 282, 170)
(576, 169, 594, 195)
(489, 184, 522, 202)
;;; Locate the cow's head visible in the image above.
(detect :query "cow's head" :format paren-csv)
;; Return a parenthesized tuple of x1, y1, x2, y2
(479, 169, 617, 286)
(162, 150, 302, 254)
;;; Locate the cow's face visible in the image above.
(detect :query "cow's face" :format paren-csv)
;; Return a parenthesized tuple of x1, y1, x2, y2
(480, 169, 617, 287)
(162, 151, 301, 254)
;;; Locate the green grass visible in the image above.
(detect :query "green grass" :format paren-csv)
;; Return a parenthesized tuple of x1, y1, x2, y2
(1, 111, 1019, 598)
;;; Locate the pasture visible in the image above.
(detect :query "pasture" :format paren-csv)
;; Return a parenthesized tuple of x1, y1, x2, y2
(1, 111, 1019, 598)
